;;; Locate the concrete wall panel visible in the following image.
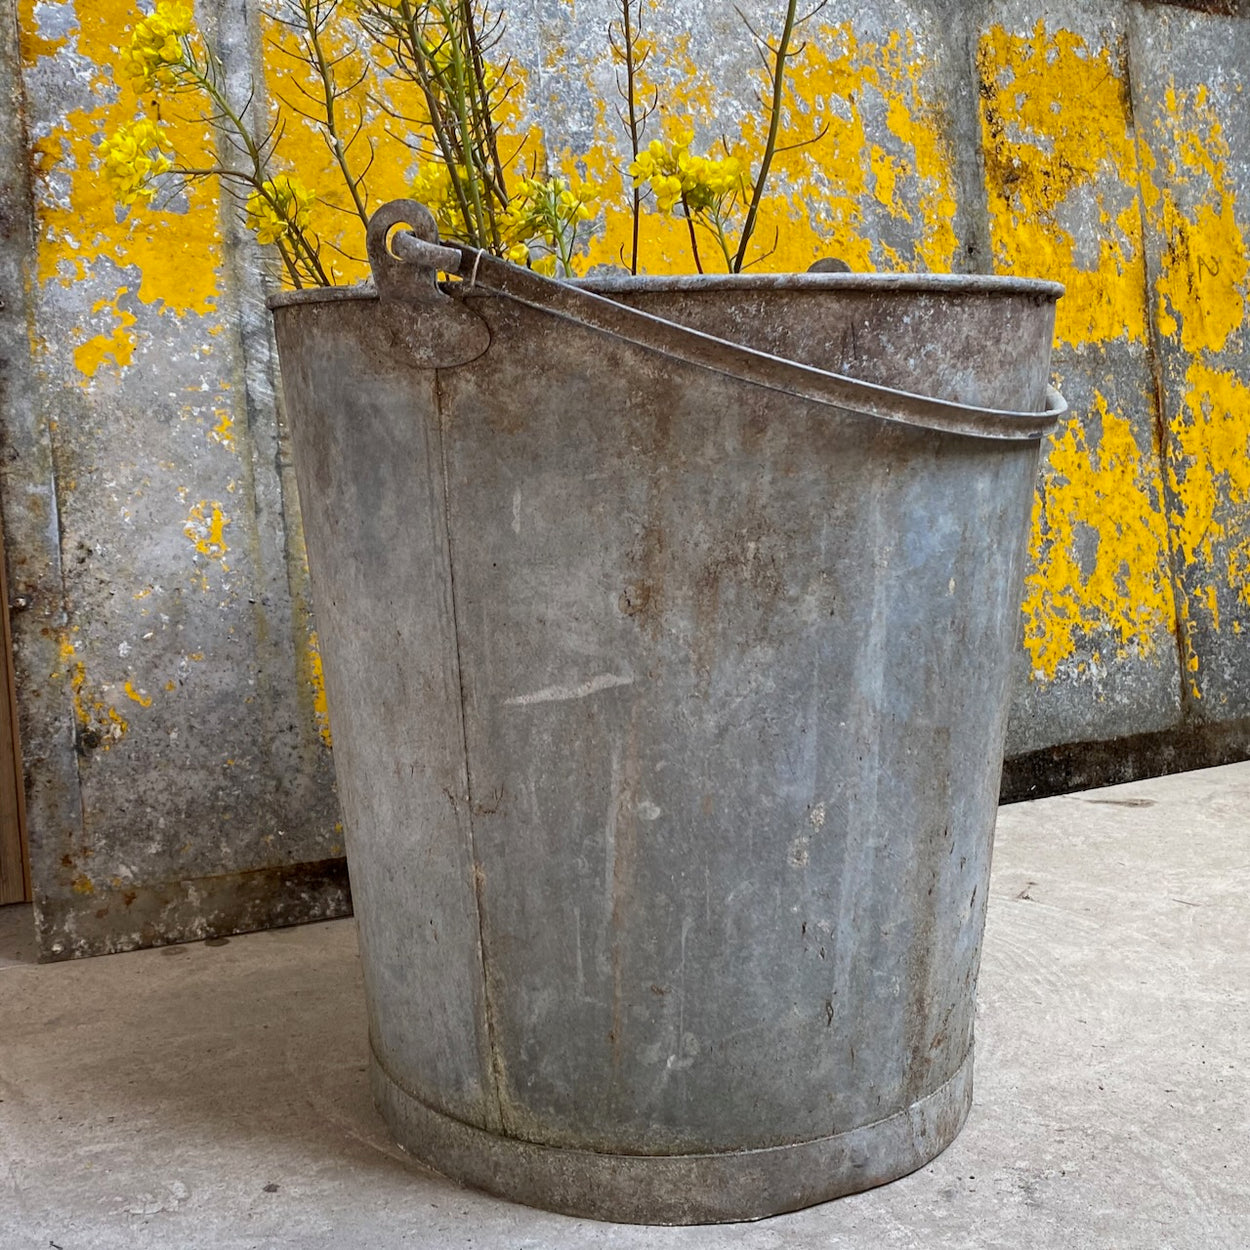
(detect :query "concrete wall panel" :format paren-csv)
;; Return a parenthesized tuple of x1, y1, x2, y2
(1129, 6, 1250, 720)
(971, 4, 1184, 755)
(7, 0, 342, 958)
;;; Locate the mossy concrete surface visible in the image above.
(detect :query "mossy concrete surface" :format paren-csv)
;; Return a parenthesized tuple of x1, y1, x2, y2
(2, 762, 1246, 1247)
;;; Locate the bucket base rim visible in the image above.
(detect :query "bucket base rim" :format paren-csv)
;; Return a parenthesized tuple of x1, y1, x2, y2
(371, 1045, 973, 1225)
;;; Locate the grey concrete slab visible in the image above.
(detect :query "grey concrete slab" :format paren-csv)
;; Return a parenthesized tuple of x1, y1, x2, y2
(7, 0, 344, 960)
(1004, 351, 1184, 756)
(974, 1, 1185, 756)
(2, 762, 1247, 1247)
(1129, 5, 1250, 720)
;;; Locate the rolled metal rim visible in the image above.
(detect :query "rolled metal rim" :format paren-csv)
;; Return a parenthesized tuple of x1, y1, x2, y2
(267, 269, 1064, 308)
(270, 266, 1065, 443)
(372, 1045, 975, 1225)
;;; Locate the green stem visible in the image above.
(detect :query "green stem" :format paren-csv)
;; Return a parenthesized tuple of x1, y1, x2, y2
(301, 0, 370, 229)
(731, 0, 798, 273)
(439, 0, 492, 247)
(558, 203, 576, 276)
(712, 212, 735, 271)
(396, 6, 478, 241)
(192, 44, 331, 285)
(620, 0, 643, 273)
(274, 236, 305, 288)
(461, 0, 507, 204)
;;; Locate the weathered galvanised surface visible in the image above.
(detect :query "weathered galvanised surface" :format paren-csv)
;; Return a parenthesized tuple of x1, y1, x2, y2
(269, 207, 1062, 1223)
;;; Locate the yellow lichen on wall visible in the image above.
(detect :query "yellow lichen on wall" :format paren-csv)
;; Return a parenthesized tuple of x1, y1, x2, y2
(21, 0, 222, 361)
(744, 24, 959, 275)
(72, 290, 138, 379)
(209, 410, 236, 453)
(1138, 82, 1250, 693)
(123, 680, 152, 707)
(1170, 359, 1250, 617)
(977, 21, 1149, 349)
(304, 631, 332, 749)
(1141, 86, 1248, 356)
(977, 22, 1176, 683)
(183, 500, 231, 565)
(1021, 391, 1176, 679)
(578, 22, 959, 276)
(56, 634, 129, 747)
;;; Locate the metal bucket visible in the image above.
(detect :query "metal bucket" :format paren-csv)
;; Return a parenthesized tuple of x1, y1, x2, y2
(270, 201, 1063, 1224)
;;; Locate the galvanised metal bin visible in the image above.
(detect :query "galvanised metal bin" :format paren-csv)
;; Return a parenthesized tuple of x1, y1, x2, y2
(270, 201, 1063, 1224)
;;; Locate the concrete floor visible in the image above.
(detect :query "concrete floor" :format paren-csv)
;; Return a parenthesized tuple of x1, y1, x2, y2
(2, 764, 1248, 1249)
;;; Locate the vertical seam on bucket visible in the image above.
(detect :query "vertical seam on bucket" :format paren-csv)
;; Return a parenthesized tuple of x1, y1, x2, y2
(433, 366, 509, 1136)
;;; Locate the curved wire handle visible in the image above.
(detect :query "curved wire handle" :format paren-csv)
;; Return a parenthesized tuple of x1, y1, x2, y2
(376, 202, 1067, 443)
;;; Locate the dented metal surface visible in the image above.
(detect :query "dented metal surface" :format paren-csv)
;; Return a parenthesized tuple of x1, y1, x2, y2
(271, 225, 1059, 1220)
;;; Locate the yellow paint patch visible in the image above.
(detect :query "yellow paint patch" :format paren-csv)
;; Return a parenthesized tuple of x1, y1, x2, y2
(305, 631, 332, 748)
(22, 0, 221, 327)
(72, 291, 138, 379)
(976, 22, 1149, 348)
(1140, 85, 1248, 354)
(124, 681, 152, 707)
(1021, 391, 1177, 680)
(579, 23, 958, 276)
(71, 874, 95, 896)
(184, 500, 230, 562)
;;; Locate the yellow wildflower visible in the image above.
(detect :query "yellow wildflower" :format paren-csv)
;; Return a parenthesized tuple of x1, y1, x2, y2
(651, 173, 683, 212)
(245, 175, 315, 246)
(629, 131, 748, 216)
(97, 119, 174, 206)
(119, 2, 195, 92)
(556, 181, 596, 223)
(409, 161, 471, 241)
(508, 175, 597, 270)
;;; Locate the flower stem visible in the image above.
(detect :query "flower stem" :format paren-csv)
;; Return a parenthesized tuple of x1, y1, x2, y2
(619, 0, 644, 274)
(192, 42, 331, 285)
(299, 0, 370, 230)
(732, 0, 798, 273)
(680, 190, 704, 274)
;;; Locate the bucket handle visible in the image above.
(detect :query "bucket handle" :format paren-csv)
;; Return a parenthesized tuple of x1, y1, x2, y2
(383, 213, 1066, 443)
